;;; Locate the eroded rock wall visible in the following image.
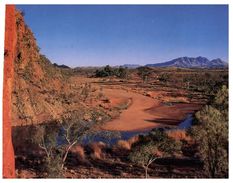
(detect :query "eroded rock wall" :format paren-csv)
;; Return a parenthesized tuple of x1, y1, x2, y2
(3, 5, 17, 178)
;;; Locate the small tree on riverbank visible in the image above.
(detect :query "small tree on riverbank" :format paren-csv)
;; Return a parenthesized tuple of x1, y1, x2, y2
(129, 142, 157, 178)
(59, 111, 96, 170)
(32, 109, 120, 177)
(129, 129, 181, 178)
(32, 123, 62, 177)
(32, 110, 101, 177)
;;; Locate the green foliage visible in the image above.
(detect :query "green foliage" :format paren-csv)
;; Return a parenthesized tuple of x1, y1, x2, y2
(129, 142, 155, 164)
(129, 129, 181, 178)
(31, 109, 102, 177)
(32, 123, 62, 177)
(60, 110, 96, 144)
(33, 124, 59, 152)
(137, 66, 152, 83)
(129, 142, 157, 178)
(117, 66, 128, 79)
(95, 65, 129, 79)
(182, 71, 228, 95)
(190, 86, 228, 178)
(95, 65, 113, 77)
(214, 85, 228, 118)
(158, 73, 170, 82)
(45, 154, 63, 178)
(150, 129, 181, 154)
(103, 65, 113, 75)
(151, 69, 228, 96)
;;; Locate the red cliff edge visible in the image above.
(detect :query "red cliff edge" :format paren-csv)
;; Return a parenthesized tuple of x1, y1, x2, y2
(3, 5, 16, 178)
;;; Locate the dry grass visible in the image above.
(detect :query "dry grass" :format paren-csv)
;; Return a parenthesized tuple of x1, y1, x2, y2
(90, 142, 106, 160)
(70, 145, 85, 160)
(116, 140, 131, 150)
(167, 129, 191, 141)
(116, 136, 139, 151)
(128, 136, 139, 147)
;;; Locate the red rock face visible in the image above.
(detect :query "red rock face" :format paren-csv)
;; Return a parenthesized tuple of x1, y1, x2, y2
(3, 5, 16, 178)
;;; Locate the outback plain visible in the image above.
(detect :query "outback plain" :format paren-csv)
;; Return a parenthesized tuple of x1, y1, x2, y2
(4, 6, 229, 179)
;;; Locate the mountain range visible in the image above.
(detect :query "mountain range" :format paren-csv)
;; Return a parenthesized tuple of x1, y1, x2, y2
(145, 56, 228, 68)
(122, 64, 141, 68)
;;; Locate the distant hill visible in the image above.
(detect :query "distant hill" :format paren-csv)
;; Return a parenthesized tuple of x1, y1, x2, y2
(145, 56, 228, 68)
(53, 63, 70, 69)
(122, 64, 141, 69)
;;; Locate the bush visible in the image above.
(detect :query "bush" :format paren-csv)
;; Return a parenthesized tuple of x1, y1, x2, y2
(95, 65, 129, 79)
(31, 109, 103, 177)
(190, 86, 228, 178)
(137, 67, 152, 83)
(129, 129, 181, 178)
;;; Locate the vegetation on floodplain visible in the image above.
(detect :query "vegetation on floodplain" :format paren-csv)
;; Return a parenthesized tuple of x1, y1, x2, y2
(190, 85, 228, 178)
(129, 129, 181, 178)
(95, 65, 129, 79)
(137, 66, 152, 83)
(31, 110, 98, 177)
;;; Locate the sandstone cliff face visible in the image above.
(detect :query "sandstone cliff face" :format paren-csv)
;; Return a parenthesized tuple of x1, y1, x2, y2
(11, 9, 108, 126)
(11, 10, 73, 126)
(3, 5, 16, 178)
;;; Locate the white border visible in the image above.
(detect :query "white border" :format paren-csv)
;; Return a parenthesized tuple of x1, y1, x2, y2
(0, 0, 231, 182)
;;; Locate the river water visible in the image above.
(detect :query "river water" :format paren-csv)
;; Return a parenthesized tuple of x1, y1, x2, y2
(81, 114, 194, 145)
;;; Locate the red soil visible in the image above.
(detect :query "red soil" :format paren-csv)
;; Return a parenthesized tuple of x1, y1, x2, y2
(145, 103, 201, 125)
(3, 5, 17, 178)
(102, 89, 160, 131)
(102, 89, 201, 131)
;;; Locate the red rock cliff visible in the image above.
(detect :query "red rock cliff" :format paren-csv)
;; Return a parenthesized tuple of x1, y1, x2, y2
(3, 5, 16, 178)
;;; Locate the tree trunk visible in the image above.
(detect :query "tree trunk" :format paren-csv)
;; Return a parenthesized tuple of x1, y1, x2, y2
(144, 166, 149, 178)
(61, 141, 77, 169)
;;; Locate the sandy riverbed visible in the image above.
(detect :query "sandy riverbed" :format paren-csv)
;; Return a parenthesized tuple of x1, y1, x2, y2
(101, 88, 201, 131)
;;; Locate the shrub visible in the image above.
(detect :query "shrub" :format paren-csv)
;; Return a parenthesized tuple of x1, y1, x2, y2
(95, 65, 129, 79)
(31, 109, 103, 177)
(190, 86, 228, 178)
(137, 67, 152, 83)
(129, 129, 181, 178)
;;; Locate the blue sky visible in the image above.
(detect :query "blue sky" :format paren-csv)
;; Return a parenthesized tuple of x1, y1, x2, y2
(17, 5, 228, 67)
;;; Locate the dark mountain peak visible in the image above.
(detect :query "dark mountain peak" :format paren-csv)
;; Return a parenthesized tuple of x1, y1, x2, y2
(210, 58, 228, 67)
(145, 56, 227, 68)
(211, 58, 223, 63)
(196, 56, 208, 60)
(196, 56, 209, 62)
(53, 63, 70, 69)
